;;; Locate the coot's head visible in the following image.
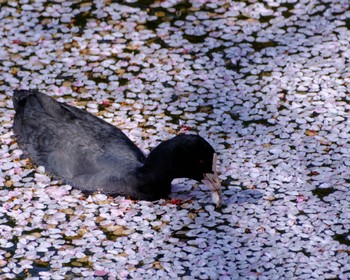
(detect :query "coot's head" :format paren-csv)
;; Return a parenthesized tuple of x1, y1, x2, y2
(171, 134, 222, 206)
(143, 134, 222, 206)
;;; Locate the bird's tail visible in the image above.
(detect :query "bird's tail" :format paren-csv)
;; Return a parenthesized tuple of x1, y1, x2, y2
(12, 90, 36, 111)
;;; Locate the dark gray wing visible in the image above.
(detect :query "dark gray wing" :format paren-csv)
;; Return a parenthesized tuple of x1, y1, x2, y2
(13, 90, 145, 193)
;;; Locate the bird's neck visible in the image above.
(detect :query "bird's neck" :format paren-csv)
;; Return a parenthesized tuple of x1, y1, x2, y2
(135, 143, 177, 199)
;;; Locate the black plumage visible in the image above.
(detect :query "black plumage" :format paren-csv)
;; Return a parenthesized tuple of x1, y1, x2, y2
(13, 90, 222, 205)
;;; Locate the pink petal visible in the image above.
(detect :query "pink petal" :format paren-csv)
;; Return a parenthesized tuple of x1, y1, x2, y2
(94, 270, 108, 276)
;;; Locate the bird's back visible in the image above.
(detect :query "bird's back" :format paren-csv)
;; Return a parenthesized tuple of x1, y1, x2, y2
(13, 90, 145, 194)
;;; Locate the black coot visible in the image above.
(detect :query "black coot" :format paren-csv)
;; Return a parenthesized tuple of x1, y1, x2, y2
(13, 90, 222, 206)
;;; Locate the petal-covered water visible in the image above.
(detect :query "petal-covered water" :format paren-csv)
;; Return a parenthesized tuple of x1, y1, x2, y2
(1, 0, 350, 279)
